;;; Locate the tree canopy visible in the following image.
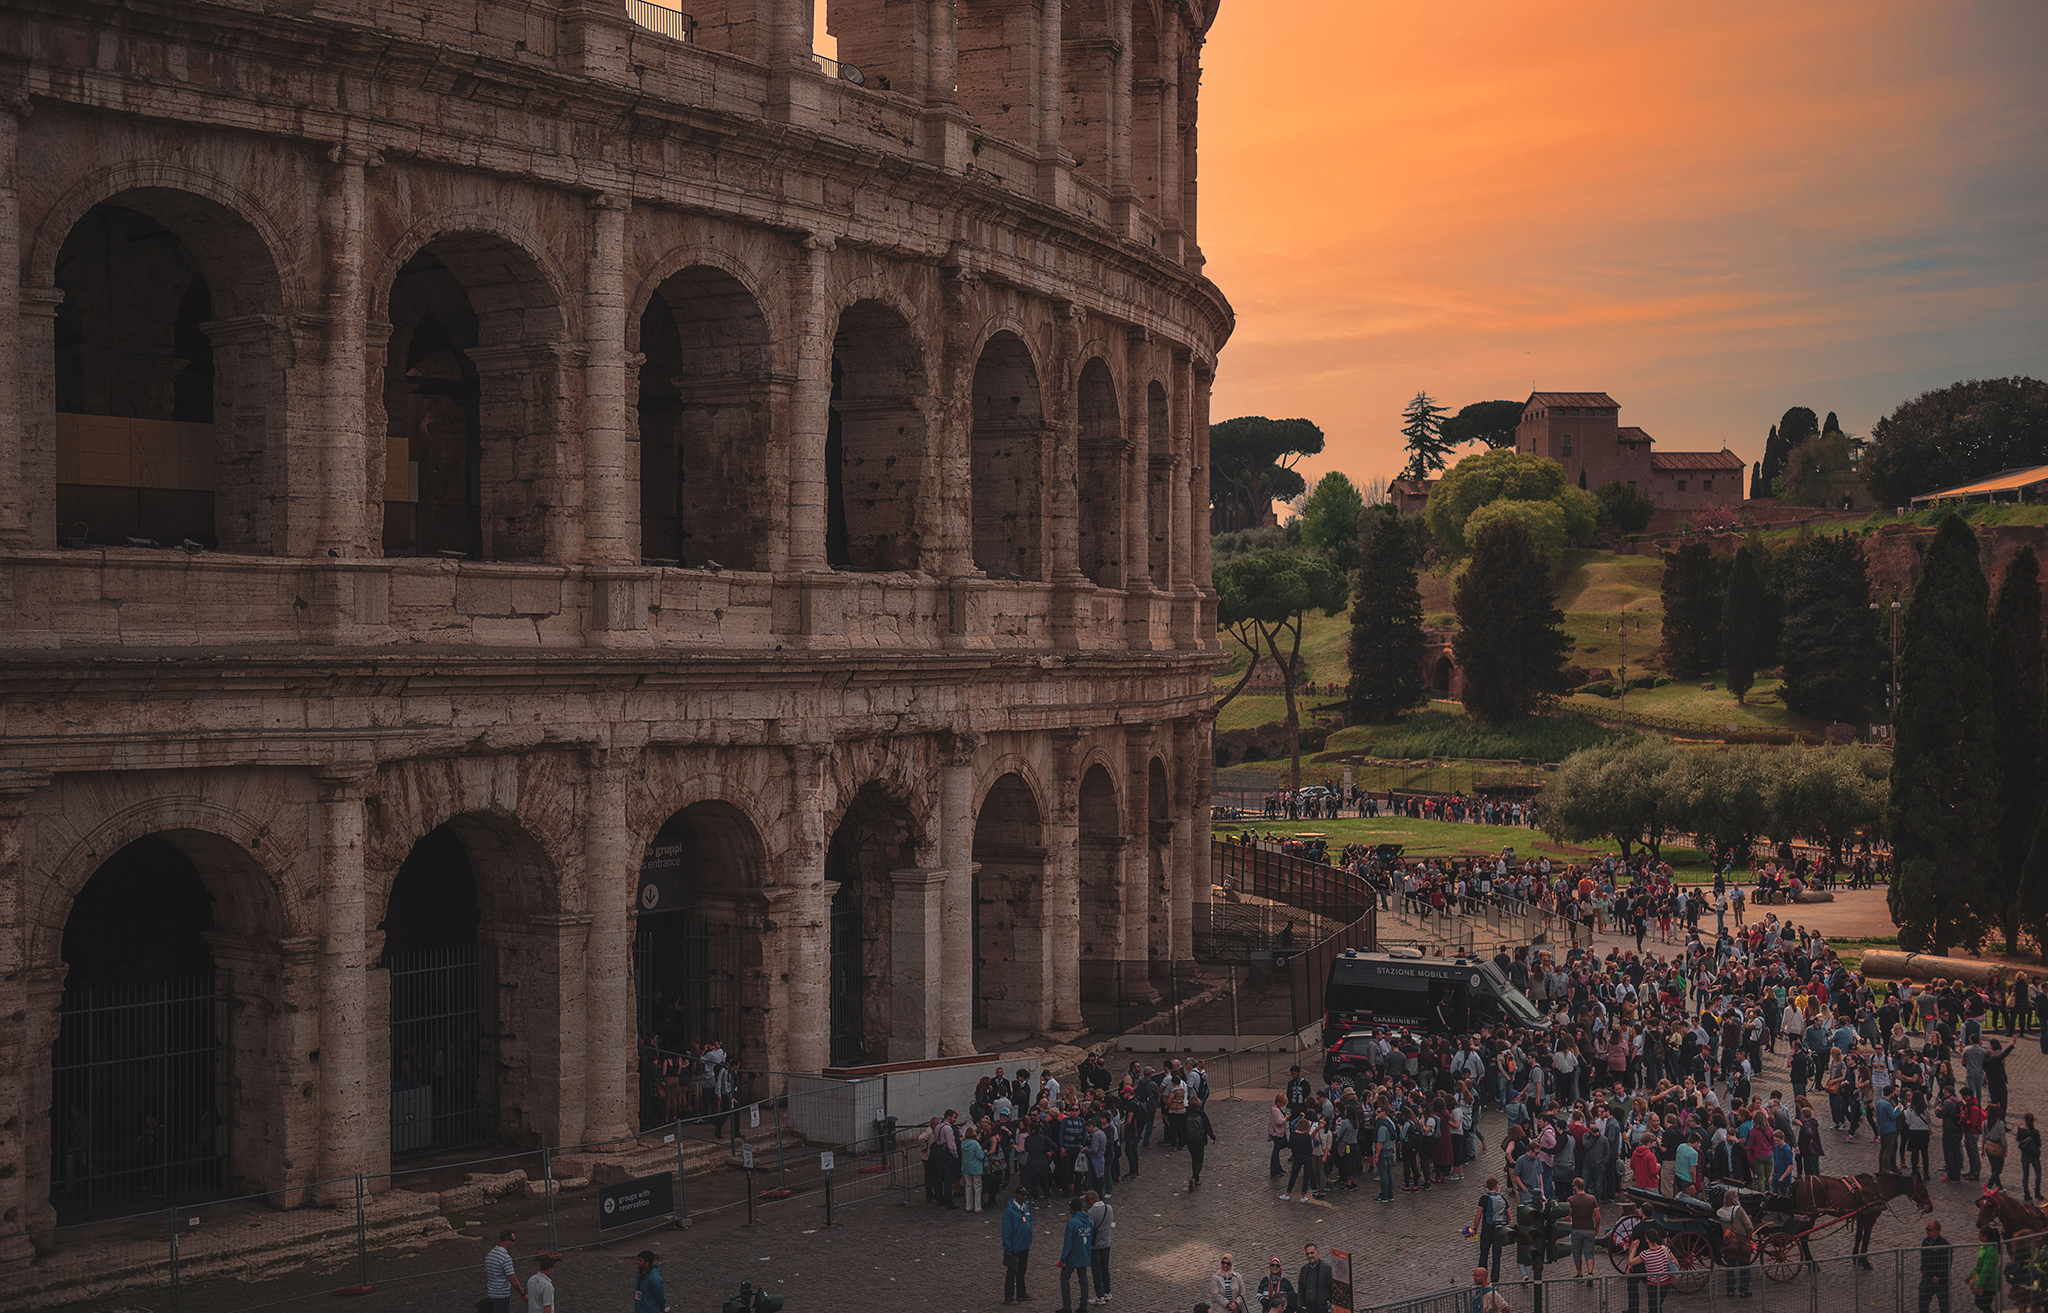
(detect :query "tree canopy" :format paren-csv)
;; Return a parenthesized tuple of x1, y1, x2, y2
(1209, 416, 1325, 533)
(1300, 471, 1367, 574)
(1778, 532, 1880, 724)
(1214, 550, 1348, 787)
(1440, 400, 1525, 452)
(1721, 547, 1763, 704)
(1659, 541, 1723, 680)
(1542, 738, 1686, 859)
(1861, 376, 2048, 507)
(1888, 514, 2002, 953)
(1346, 504, 1429, 725)
(1423, 448, 1598, 558)
(1452, 516, 1573, 724)
(1398, 392, 1453, 480)
(1593, 479, 1656, 534)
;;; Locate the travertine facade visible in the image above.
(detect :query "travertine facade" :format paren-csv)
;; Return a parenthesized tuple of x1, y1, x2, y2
(0, 0, 1229, 1264)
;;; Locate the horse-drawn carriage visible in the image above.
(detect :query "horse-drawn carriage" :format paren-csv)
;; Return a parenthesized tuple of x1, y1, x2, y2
(1604, 1172, 1933, 1291)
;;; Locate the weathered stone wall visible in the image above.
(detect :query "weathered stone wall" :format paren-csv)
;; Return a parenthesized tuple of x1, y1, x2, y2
(0, 0, 1231, 1270)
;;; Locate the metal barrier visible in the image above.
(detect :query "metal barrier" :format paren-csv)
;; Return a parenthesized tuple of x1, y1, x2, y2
(624, 0, 695, 41)
(1361, 1235, 2036, 1313)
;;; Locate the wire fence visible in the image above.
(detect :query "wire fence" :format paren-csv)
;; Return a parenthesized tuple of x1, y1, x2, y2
(1360, 1235, 2045, 1313)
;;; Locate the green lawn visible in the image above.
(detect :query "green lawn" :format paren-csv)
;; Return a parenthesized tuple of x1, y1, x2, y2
(1559, 674, 1812, 734)
(1750, 503, 2048, 540)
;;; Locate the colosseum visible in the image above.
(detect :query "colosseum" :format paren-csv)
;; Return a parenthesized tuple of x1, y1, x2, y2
(0, 0, 1229, 1263)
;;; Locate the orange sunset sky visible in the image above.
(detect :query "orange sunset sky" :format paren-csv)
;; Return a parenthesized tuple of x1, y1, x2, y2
(1195, 1, 2048, 494)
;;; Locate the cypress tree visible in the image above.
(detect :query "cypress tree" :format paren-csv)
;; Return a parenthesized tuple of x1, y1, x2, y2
(1346, 503, 1429, 724)
(1659, 541, 1723, 679)
(1452, 517, 1573, 724)
(1722, 546, 1762, 704)
(1887, 514, 2002, 953)
(1989, 546, 2045, 949)
(1779, 533, 1881, 724)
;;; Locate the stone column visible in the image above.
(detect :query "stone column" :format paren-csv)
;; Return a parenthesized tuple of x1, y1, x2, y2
(1123, 329, 1152, 591)
(1156, 8, 1184, 263)
(785, 236, 835, 573)
(1120, 732, 1153, 990)
(781, 743, 833, 1074)
(0, 771, 50, 1273)
(1034, 0, 1065, 200)
(582, 193, 635, 564)
(1169, 350, 1197, 646)
(582, 752, 638, 1142)
(938, 729, 981, 1055)
(316, 765, 375, 1195)
(1048, 732, 1084, 1033)
(1108, 0, 1135, 216)
(0, 103, 28, 546)
(18, 284, 60, 545)
(1191, 356, 1217, 638)
(925, 0, 957, 103)
(1170, 717, 1199, 961)
(936, 252, 978, 581)
(1049, 305, 1088, 649)
(887, 868, 947, 1061)
(310, 141, 374, 557)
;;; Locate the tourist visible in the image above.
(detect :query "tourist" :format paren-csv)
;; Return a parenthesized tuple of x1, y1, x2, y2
(1920, 1219, 1953, 1313)
(2019, 1112, 2042, 1201)
(485, 1229, 525, 1313)
(1057, 1197, 1094, 1313)
(1255, 1257, 1296, 1313)
(1085, 1190, 1115, 1305)
(1567, 1178, 1600, 1282)
(1002, 1188, 1034, 1304)
(1469, 1267, 1510, 1313)
(1211, 1255, 1248, 1313)
(629, 1252, 663, 1313)
(1966, 1227, 2001, 1313)
(525, 1253, 558, 1313)
(1185, 1096, 1219, 1189)
(1472, 1176, 1510, 1282)
(1297, 1245, 1334, 1313)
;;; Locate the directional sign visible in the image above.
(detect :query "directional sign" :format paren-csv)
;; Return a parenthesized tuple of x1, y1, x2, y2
(597, 1173, 673, 1232)
(819, 1151, 835, 1172)
(749, 1104, 761, 1128)
(742, 1144, 755, 1170)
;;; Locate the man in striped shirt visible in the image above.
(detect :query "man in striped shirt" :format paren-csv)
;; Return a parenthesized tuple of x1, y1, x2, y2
(484, 1229, 525, 1313)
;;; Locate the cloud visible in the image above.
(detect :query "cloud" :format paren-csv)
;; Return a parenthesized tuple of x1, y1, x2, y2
(1198, 0, 2048, 479)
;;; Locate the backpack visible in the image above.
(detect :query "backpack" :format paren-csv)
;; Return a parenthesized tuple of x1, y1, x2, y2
(1482, 1190, 1509, 1226)
(1965, 1102, 1986, 1134)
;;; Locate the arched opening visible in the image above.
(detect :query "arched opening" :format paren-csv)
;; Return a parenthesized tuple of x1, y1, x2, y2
(971, 773, 1049, 1034)
(380, 235, 566, 561)
(636, 268, 774, 569)
(49, 831, 290, 1222)
(970, 331, 1045, 580)
(379, 826, 495, 1157)
(1147, 756, 1172, 979)
(1077, 358, 1125, 586)
(1433, 654, 1455, 697)
(1077, 764, 1128, 1003)
(828, 300, 930, 572)
(823, 785, 917, 1066)
(634, 801, 767, 1128)
(52, 192, 284, 551)
(1146, 381, 1172, 584)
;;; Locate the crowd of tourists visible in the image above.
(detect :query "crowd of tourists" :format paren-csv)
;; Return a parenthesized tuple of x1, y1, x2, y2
(1247, 787, 1544, 828)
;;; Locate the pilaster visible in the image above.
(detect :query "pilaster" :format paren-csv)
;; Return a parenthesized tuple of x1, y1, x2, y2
(582, 750, 637, 1142)
(938, 728, 982, 1055)
(316, 764, 375, 1197)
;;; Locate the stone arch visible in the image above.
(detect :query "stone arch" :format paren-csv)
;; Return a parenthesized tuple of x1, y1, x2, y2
(972, 770, 1050, 1033)
(1146, 379, 1173, 583)
(636, 264, 776, 569)
(35, 816, 302, 1224)
(627, 245, 784, 352)
(823, 781, 922, 1065)
(970, 330, 1047, 580)
(1077, 762, 1129, 1002)
(375, 223, 575, 562)
(633, 798, 770, 1125)
(45, 185, 290, 553)
(829, 298, 933, 572)
(374, 804, 563, 1155)
(1433, 653, 1456, 697)
(1077, 357, 1125, 586)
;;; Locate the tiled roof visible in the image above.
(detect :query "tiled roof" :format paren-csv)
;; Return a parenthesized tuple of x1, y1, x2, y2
(1388, 478, 1435, 494)
(1651, 449, 1746, 472)
(1616, 426, 1654, 445)
(1525, 392, 1620, 409)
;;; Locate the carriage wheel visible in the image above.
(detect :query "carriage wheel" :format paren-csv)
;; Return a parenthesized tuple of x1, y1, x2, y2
(1760, 1232, 1804, 1283)
(1669, 1233, 1713, 1293)
(1608, 1218, 1641, 1274)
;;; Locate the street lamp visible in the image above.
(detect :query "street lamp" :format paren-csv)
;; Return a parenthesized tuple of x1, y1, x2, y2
(1869, 592, 1902, 729)
(1617, 603, 1629, 739)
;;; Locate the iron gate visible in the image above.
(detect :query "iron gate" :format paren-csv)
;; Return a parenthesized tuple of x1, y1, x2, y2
(50, 974, 231, 1223)
(634, 914, 742, 1128)
(387, 944, 498, 1157)
(828, 883, 865, 1066)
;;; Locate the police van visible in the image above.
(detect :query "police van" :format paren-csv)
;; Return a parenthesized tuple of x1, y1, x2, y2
(1321, 947, 1543, 1039)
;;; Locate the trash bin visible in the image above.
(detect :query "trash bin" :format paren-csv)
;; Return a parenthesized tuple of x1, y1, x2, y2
(876, 1115, 899, 1153)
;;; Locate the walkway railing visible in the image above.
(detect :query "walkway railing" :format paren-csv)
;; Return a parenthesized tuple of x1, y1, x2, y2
(624, 0, 695, 41)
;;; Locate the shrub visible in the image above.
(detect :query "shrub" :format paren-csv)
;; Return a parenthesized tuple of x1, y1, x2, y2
(1580, 682, 1619, 698)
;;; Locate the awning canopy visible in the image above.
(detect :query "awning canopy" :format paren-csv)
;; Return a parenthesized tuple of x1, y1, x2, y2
(1908, 464, 2048, 506)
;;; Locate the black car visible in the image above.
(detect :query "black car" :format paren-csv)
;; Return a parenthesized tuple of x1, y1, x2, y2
(1322, 1033, 1390, 1086)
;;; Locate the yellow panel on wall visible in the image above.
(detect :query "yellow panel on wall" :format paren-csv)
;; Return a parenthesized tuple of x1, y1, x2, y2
(56, 414, 216, 490)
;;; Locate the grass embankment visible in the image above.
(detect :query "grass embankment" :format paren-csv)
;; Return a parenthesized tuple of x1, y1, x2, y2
(1208, 815, 1718, 880)
(1750, 503, 2048, 540)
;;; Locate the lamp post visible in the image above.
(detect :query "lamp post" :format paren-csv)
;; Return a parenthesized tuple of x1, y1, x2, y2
(1616, 604, 1629, 739)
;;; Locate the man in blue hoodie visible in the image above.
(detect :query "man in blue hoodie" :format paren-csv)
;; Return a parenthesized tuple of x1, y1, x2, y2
(1003, 1188, 1034, 1304)
(1057, 1197, 1095, 1313)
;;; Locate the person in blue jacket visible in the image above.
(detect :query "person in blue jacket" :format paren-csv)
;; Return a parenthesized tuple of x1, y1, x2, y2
(1057, 1197, 1096, 1313)
(631, 1251, 666, 1313)
(1002, 1188, 1034, 1304)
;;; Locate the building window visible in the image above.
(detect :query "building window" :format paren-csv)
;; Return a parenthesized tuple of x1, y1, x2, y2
(1562, 433, 1573, 456)
(1676, 479, 1687, 491)
(1704, 478, 1714, 492)
(1627, 480, 1636, 490)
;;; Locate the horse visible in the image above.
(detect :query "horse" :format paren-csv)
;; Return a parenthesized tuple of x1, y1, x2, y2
(1985, 1192, 2048, 1310)
(1789, 1171, 1934, 1268)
